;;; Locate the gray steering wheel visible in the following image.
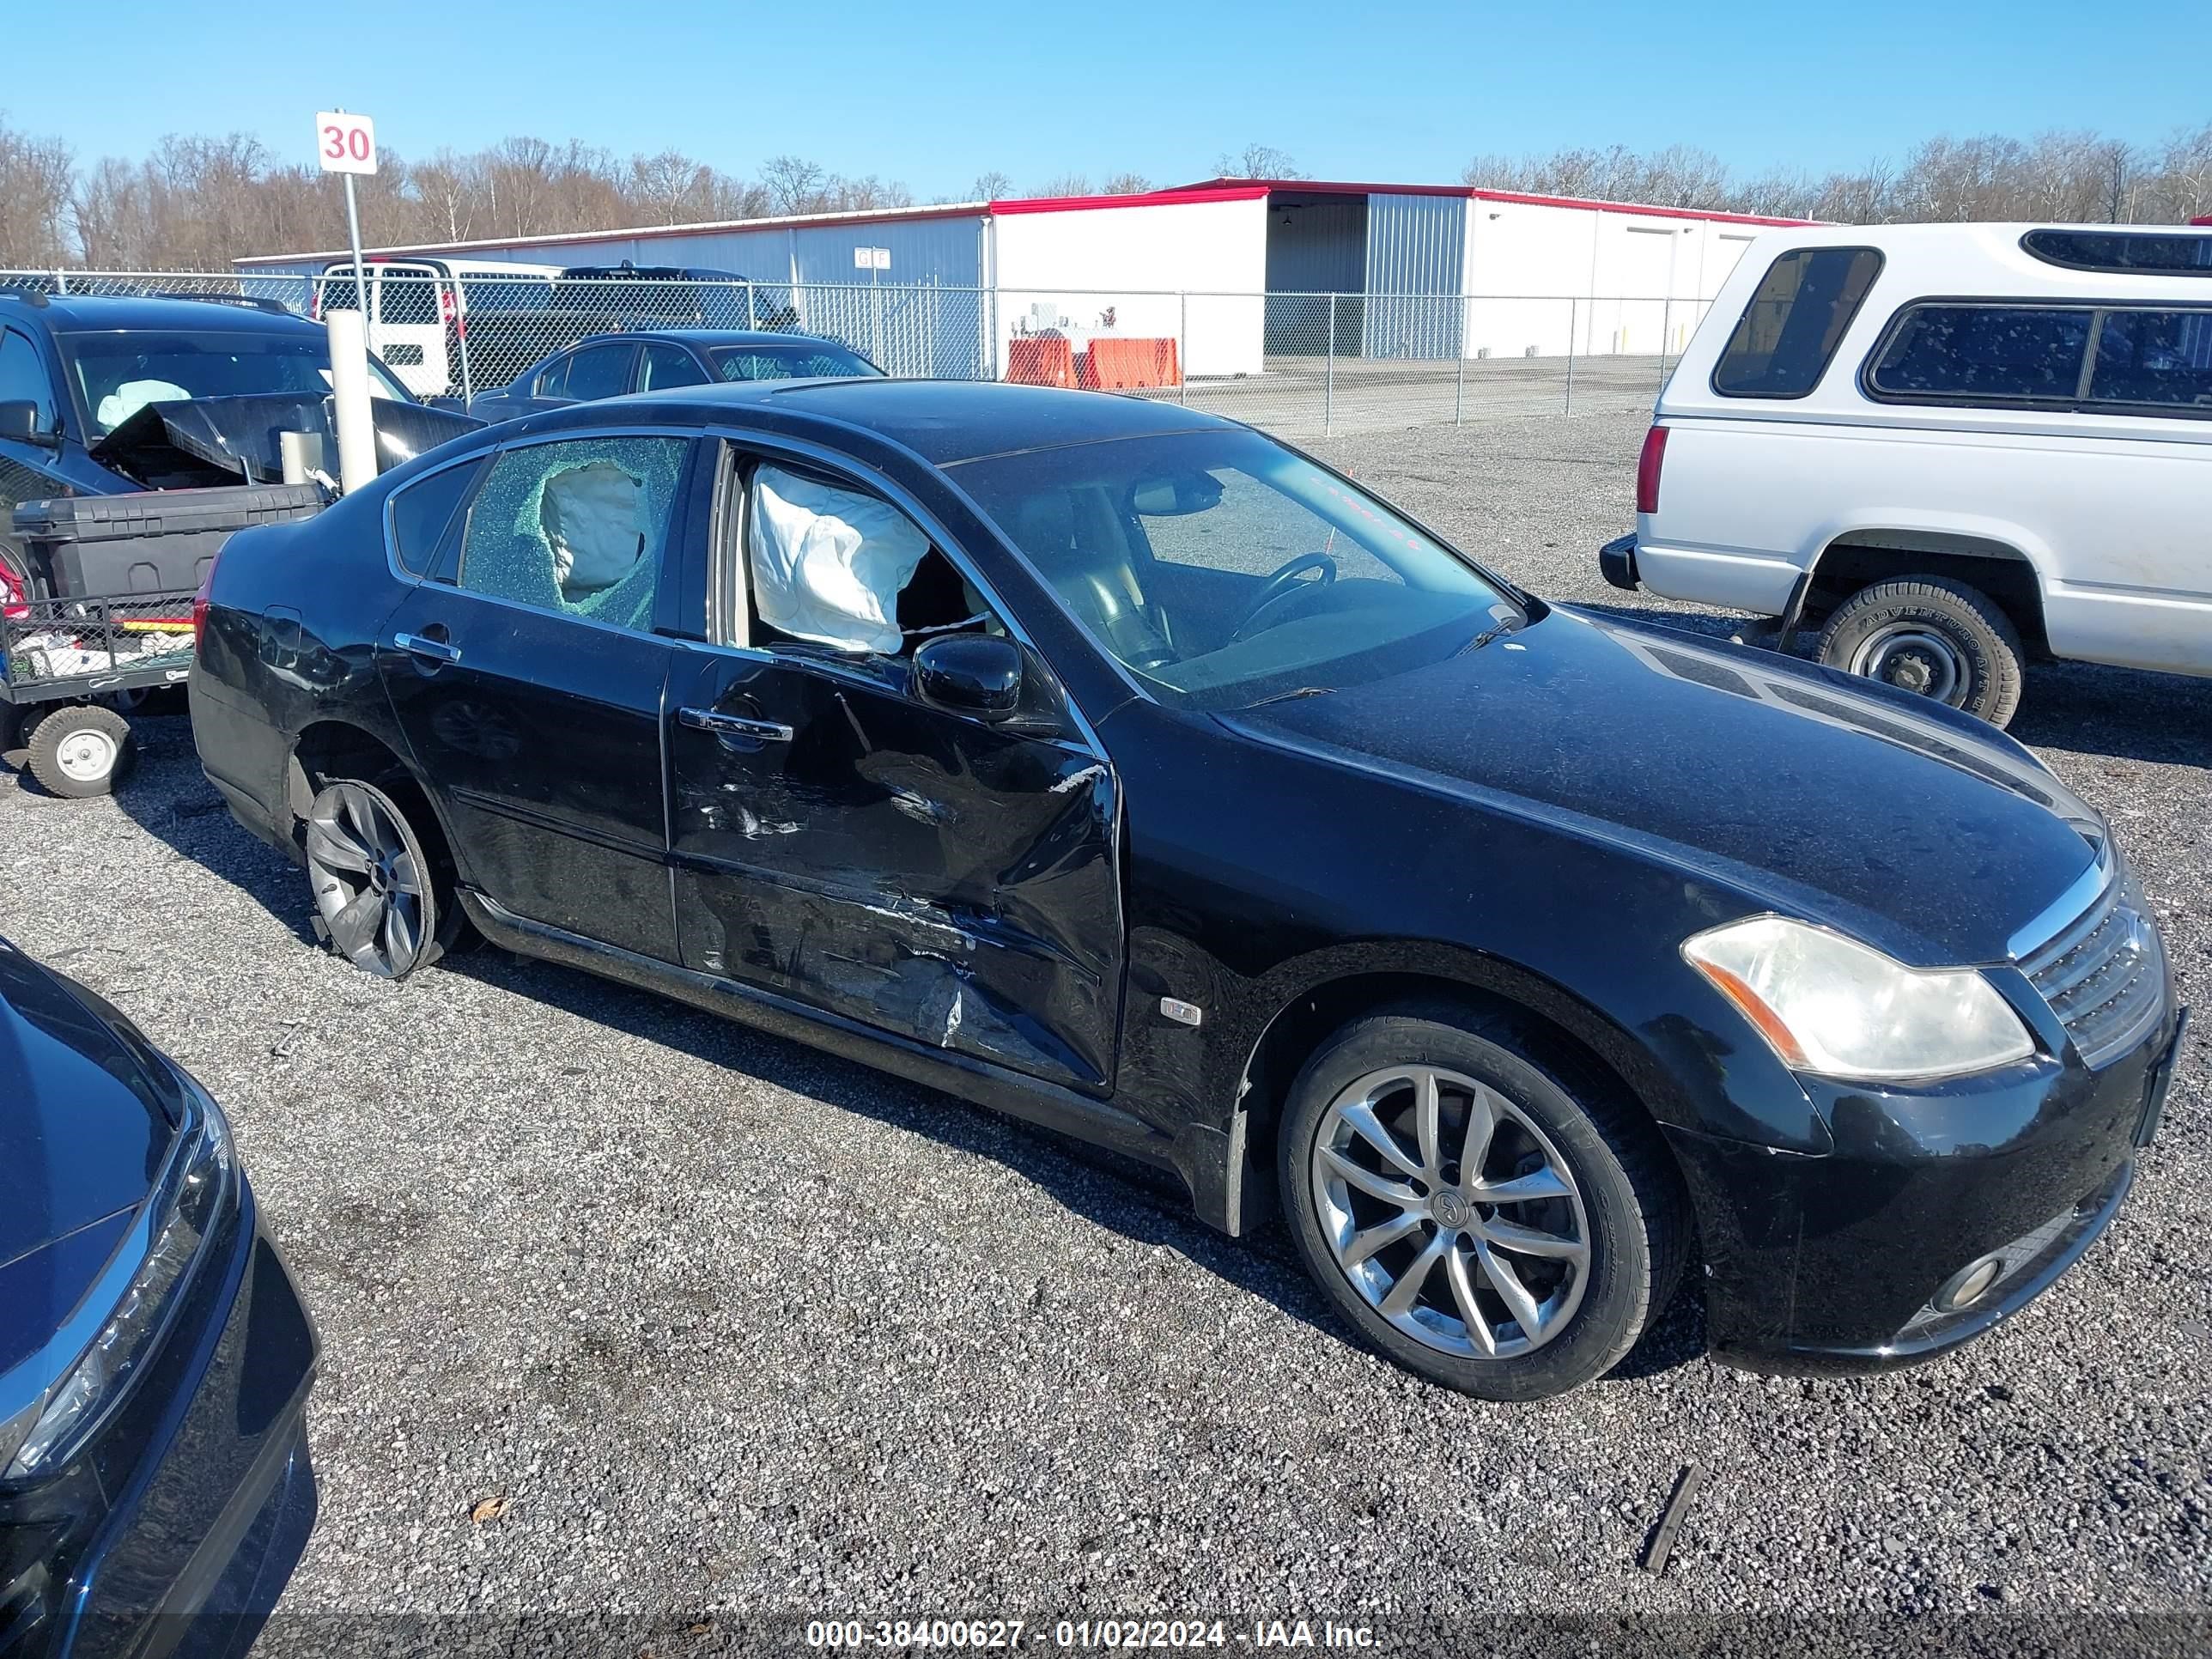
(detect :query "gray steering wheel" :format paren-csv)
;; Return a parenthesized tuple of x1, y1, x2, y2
(1230, 553, 1339, 641)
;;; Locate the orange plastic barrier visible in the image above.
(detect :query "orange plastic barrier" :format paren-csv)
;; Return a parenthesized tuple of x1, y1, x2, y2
(1080, 337, 1182, 391)
(1004, 336, 1078, 387)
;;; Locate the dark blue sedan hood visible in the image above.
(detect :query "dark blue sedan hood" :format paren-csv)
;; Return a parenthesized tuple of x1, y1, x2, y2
(0, 944, 173, 1274)
(1223, 606, 2099, 966)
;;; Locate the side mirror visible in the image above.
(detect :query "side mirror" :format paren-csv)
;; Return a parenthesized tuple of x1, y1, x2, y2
(0, 401, 58, 447)
(914, 634, 1023, 723)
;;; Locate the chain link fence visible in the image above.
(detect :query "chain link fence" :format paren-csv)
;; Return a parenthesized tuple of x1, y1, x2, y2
(2, 267, 1711, 439)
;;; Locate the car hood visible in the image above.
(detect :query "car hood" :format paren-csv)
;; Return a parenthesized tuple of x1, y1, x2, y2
(1218, 605, 2100, 965)
(0, 944, 172, 1277)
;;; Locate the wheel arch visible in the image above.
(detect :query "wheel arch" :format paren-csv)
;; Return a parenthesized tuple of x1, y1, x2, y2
(288, 719, 461, 874)
(1804, 525, 2051, 652)
(1229, 948, 1698, 1224)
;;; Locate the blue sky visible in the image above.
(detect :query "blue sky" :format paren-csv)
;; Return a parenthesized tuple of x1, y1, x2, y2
(11, 0, 2209, 197)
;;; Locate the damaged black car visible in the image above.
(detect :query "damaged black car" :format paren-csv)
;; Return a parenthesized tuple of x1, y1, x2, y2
(188, 380, 2185, 1401)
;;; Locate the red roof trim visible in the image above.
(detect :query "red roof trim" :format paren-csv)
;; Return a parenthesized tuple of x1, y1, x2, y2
(2192, 215, 2212, 226)
(988, 185, 1270, 216)
(1182, 177, 1814, 228)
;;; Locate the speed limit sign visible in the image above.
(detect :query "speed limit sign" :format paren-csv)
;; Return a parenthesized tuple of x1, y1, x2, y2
(314, 111, 378, 176)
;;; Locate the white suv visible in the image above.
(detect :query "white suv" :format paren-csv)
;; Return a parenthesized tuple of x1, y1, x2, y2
(1601, 222, 2212, 726)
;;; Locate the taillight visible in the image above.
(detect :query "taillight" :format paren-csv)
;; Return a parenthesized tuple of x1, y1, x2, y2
(439, 288, 456, 325)
(191, 554, 219, 648)
(1635, 424, 1669, 517)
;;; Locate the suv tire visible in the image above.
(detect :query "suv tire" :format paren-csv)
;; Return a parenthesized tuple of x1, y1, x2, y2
(1816, 576, 2026, 727)
(1279, 1000, 1686, 1401)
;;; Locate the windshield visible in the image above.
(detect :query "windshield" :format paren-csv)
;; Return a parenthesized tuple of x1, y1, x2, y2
(62, 330, 410, 436)
(952, 428, 1523, 709)
(710, 343, 880, 381)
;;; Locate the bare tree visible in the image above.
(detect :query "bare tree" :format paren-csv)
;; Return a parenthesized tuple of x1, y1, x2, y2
(1030, 173, 1093, 198)
(760, 155, 828, 216)
(1216, 143, 1301, 179)
(1100, 172, 1152, 195)
(0, 114, 77, 267)
(969, 170, 1014, 201)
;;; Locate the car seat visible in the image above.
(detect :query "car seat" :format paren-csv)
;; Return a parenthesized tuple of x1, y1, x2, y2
(1013, 488, 1175, 669)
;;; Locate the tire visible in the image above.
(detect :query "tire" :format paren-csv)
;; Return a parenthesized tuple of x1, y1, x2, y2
(1279, 1000, 1686, 1402)
(1815, 576, 2025, 728)
(25, 704, 134, 798)
(302, 777, 458, 980)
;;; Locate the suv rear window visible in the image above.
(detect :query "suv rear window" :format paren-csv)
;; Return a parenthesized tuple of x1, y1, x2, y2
(1711, 247, 1883, 398)
(1869, 306, 2093, 403)
(1867, 302, 2212, 415)
(2021, 229, 2212, 276)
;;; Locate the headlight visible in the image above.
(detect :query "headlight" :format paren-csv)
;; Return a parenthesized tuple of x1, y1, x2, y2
(0, 1092, 234, 1482)
(1681, 915, 2035, 1082)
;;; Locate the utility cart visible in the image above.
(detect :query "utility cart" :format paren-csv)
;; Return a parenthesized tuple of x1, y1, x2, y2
(1, 591, 198, 796)
(3, 481, 326, 798)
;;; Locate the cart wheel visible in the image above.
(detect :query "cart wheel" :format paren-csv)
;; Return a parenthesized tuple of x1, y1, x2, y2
(26, 704, 135, 799)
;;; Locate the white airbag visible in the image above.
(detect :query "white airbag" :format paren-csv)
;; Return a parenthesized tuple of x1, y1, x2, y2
(749, 465, 929, 653)
(542, 462, 645, 593)
(96, 379, 191, 429)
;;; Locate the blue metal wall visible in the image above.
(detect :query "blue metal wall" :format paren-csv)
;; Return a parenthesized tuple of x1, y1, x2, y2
(1362, 193, 1466, 360)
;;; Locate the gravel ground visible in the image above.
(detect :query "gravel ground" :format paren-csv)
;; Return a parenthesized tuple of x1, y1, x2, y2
(2, 408, 2206, 1656)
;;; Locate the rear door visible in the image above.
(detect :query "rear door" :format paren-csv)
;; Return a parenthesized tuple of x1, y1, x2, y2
(662, 441, 1126, 1089)
(557, 341, 640, 407)
(377, 430, 701, 959)
(369, 262, 449, 396)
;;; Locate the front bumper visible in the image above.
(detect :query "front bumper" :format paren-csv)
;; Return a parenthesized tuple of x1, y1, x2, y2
(1, 1182, 319, 1659)
(1668, 1003, 2186, 1374)
(1597, 532, 1640, 592)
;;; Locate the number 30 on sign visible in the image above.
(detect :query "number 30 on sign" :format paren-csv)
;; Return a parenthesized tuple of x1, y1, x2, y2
(315, 112, 378, 176)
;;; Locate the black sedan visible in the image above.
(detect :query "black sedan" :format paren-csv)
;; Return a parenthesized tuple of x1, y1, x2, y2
(186, 380, 2185, 1400)
(465, 329, 881, 423)
(0, 937, 317, 1654)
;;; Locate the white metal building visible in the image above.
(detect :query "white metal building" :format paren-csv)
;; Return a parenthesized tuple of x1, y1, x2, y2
(234, 180, 1808, 379)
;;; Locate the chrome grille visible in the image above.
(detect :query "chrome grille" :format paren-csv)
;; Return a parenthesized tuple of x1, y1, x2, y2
(2019, 873, 2167, 1070)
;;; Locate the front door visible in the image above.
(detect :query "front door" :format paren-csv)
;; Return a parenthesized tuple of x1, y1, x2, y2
(377, 433, 699, 960)
(664, 450, 1124, 1091)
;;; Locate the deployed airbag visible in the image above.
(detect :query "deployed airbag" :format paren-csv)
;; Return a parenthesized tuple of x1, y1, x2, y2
(541, 463, 644, 593)
(96, 379, 191, 431)
(748, 465, 930, 653)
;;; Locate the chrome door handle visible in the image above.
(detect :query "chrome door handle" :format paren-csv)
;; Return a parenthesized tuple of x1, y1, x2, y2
(679, 707, 793, 743)
(393, 631, 461, 664)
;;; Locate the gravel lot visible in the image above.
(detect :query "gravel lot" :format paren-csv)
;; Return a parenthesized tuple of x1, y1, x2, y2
(2, 408, 2206, 1656)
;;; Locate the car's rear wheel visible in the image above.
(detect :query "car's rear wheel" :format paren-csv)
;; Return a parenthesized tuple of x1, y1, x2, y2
(304, 778, 452, 979)
(25, 703, 134, 798)
(1279, 1001, 1686, 1401)
(1816, 576, 2025, 727)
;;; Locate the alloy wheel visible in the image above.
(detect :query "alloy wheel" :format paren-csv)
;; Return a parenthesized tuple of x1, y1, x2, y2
(1311, 1064, 1590, 1358)
(305, 781, 429, 978)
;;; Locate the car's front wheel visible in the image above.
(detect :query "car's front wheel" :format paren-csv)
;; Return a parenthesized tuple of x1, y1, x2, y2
(1279, 1002, 1686, 1401)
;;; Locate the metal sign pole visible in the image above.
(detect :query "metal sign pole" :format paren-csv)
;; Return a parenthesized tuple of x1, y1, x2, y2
(342, 170, 369, 347)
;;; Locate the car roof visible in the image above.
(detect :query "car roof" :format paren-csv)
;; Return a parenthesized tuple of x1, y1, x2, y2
(617, 330, 867, 349)
(589, 378, 1237, 465)
(0, 291, 324, 335)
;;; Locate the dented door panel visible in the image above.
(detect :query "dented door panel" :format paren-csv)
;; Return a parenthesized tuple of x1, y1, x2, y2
(666, 647, 1123, 1090)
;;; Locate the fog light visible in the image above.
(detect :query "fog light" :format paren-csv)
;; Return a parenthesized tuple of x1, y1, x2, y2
(1937, 1255, 2005, 1313)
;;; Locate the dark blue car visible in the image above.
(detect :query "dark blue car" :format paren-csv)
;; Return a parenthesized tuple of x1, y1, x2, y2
(0, 290, 413, 611)
(0, 937, 316, 1657)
